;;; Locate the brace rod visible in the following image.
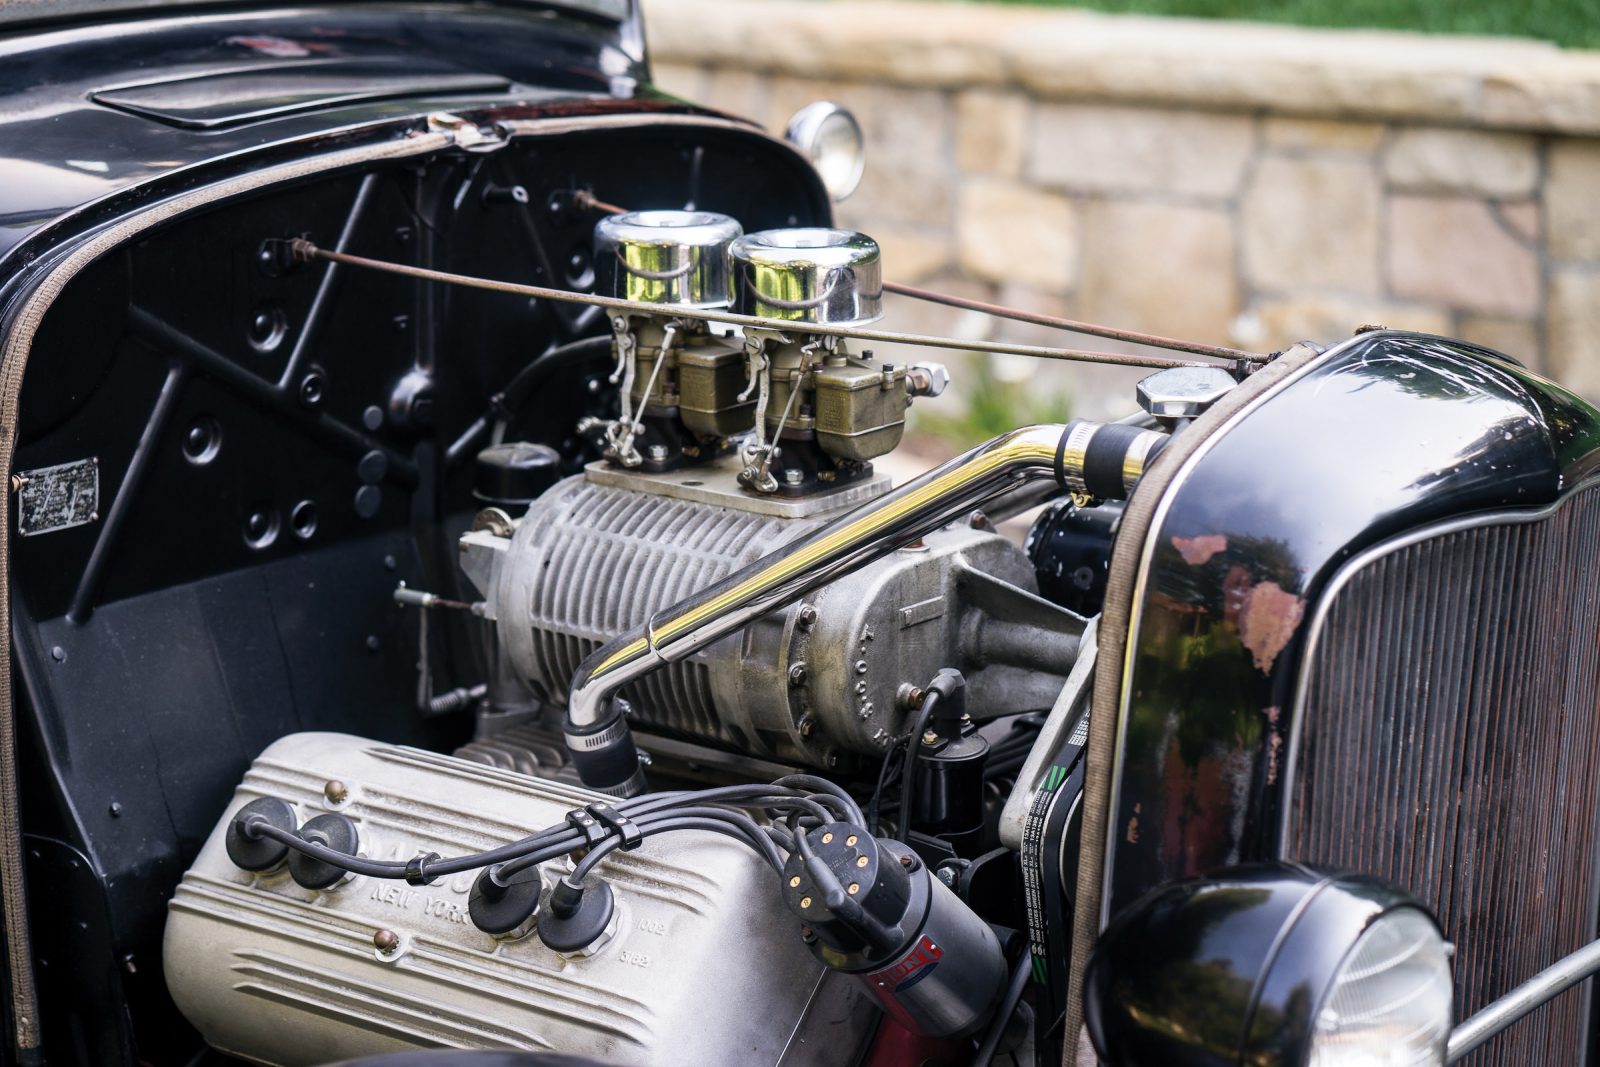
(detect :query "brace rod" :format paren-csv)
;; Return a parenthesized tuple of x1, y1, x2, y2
(565, 190, 1268, 363)
(289, 239, 1231, 373)
(882, 280, 1265, 362)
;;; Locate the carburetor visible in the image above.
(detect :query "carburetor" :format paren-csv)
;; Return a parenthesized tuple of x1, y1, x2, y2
(592, 210, 751, 470)
(729, 227, 907, 494)
(591, 212, 939, 494)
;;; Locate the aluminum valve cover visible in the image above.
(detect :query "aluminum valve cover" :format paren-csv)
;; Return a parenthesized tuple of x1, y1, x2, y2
(163, 732, 869, 1066)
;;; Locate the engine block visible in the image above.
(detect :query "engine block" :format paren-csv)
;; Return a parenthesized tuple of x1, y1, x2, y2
(163, 732, 869, 1066)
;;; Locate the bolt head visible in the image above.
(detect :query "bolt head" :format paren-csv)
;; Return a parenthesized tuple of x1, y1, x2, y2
(1136, 366, 1236, 421)
(646, 444, 668, 461)
(789, 663, 808, 687)
(797, 716, 816, 738)
(796, 604, 818, 630)
(909, 361, 950, 397)
(323, 779, 349, 805)
(298, 372, 325, 409)
(373, 929, 400, 954)
(784, 468, 804, 485)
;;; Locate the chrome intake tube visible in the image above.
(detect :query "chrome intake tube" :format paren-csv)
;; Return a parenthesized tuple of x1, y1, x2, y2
(564, 421, 1168, 795)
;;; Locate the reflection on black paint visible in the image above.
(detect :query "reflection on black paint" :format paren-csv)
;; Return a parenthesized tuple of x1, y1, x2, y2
(1108, 334, 1600, 914)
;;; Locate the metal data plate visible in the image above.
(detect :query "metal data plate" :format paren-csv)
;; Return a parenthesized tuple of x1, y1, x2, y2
(16, 458, 98, 536)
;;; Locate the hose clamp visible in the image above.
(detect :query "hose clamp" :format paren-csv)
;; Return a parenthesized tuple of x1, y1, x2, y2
(1056, 422, 1098, 492)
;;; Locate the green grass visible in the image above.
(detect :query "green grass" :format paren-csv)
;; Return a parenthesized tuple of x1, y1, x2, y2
(972, 0, 1600, 49)
(912, 357, 1072, 452)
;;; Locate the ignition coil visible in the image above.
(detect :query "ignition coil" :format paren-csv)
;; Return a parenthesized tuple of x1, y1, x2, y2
(780, 823, 1006, 1039)
(905, 669, 989, 857)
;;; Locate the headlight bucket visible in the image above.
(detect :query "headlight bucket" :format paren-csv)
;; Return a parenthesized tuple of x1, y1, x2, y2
(784, 101, 865, 202)
(1084, 863, 1452, 1067)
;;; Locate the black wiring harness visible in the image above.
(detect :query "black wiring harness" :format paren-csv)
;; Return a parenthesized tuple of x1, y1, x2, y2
(227, 773, 878, 953)
(233, 774, 865, 886)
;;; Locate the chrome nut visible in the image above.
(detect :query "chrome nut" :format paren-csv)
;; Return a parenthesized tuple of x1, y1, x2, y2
(907, 362, 950, 398)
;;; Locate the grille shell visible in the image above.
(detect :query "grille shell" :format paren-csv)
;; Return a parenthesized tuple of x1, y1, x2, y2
(1287, 483, 1600, 1064)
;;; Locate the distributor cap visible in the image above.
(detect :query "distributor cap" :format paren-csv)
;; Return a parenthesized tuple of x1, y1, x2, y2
(781, 824, 921, 968)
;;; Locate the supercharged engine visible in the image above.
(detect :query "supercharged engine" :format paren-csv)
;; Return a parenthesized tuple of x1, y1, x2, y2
(158, 205, 1176, 1067)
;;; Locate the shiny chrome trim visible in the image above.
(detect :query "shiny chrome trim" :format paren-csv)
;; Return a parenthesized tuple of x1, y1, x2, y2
(1100, 336, 1360, 925)
(1120, 430, 1161, 495)
(1279, 475, 1600, 854)
(1059, 422, 1097, 493)
(730, 227, 882, 326)
(784, 101, 865, 202)
(565, 423, 1073, 730)
(594, 209, 742, 309)
(1447, 938, 1600, 1062)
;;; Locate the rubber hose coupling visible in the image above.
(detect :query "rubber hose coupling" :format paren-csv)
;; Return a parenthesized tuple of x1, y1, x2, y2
(1054, 420, 1169, 500)
(563, 704, 648, 798)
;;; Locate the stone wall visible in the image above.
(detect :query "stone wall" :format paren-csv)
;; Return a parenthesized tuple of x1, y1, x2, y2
(645, 0, 1600, 417)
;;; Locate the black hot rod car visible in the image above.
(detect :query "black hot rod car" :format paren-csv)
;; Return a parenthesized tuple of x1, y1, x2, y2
(0, 2, 1593, 1067)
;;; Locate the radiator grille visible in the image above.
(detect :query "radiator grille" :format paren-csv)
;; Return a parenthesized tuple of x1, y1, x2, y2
(1288, 484, 1600, 1065)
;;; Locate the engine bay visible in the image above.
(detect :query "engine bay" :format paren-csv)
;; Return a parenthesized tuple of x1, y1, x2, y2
(8, 117, 1231, 1067)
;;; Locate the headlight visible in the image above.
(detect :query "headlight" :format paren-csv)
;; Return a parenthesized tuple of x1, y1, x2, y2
(1084, 863, 1453, 1067)
(784, 101, 865, 202)
(1309, 907, 1453, 1066)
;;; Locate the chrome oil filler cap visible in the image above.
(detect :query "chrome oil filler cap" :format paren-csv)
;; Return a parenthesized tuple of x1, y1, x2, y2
(731, 227, 883, 326)
(594, 209, 742, 308)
